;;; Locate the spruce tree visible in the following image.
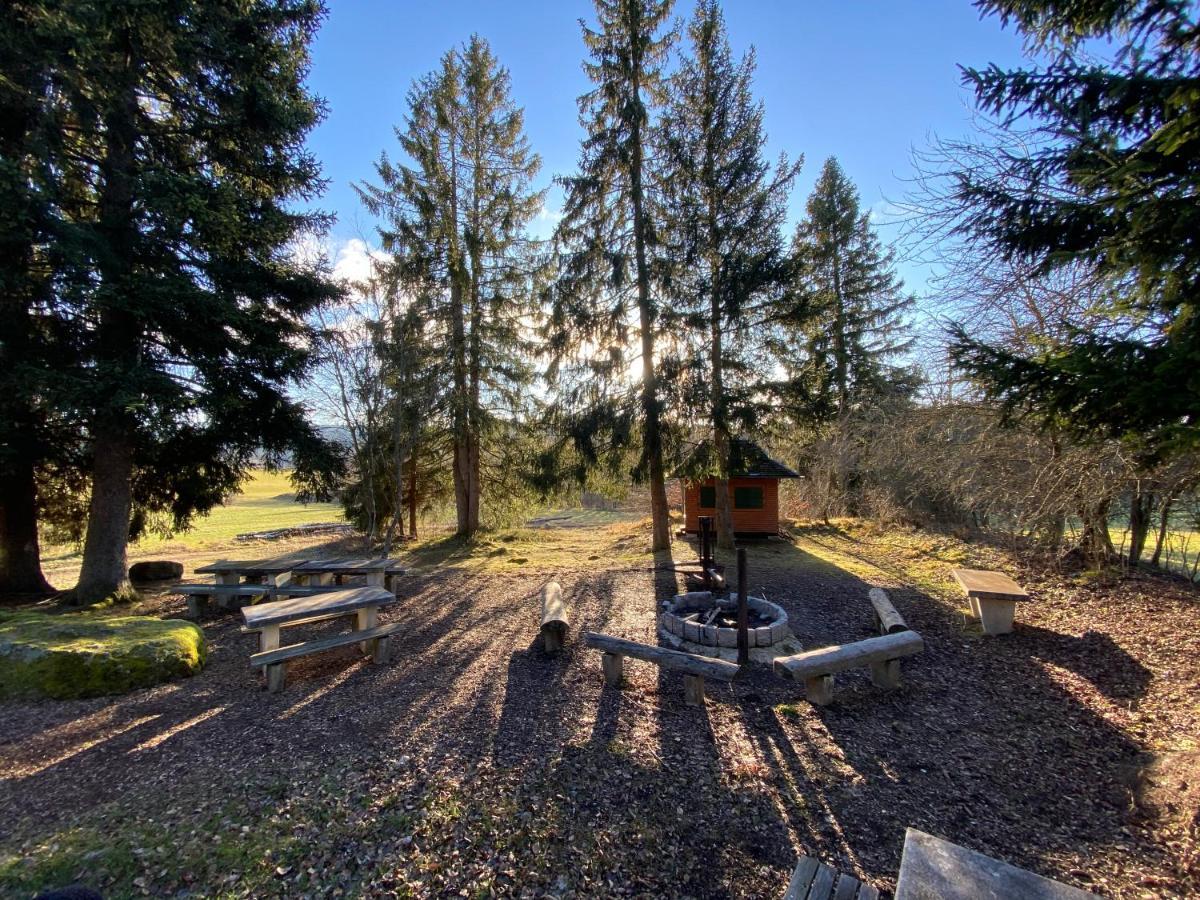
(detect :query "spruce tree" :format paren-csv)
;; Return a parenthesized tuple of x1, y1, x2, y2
(788, 158, 914, 417)
(550, 0, 676, 552)
(57, 1, 341, 604)
(358, 35, 543, 538)
(658, 0, 797, 548)
(948, 0, 1200, 455)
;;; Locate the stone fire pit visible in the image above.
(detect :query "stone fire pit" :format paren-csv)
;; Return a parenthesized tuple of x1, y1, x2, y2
(659, 590, 792, 657)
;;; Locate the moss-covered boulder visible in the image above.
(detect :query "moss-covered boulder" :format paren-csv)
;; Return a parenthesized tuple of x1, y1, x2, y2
(0, 612, 206, 700)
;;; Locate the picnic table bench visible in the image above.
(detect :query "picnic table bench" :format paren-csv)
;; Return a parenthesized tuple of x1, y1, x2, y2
(195, 557, 308, 587)
(894, 828, 1097, 899)
(243, 586, 401, 692)
(784, 855, 878, 900)
(950, 568, 1028, 635)
(178, 580, 340, 618)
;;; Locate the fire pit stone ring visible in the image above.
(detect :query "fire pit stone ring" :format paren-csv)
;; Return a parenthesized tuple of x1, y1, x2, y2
(659, 591, 790, 650)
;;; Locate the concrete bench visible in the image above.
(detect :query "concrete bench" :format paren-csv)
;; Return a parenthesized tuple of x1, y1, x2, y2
(773, 631, 924, 705)
(895, 828, 1098, 899)
(951, 568, 1028, 635)
(540, 582, 568, 652)
(785, 854, 879, 900)
(583, 631, 741, 705)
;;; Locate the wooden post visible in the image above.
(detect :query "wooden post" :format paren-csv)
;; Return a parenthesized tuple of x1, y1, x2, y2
(601, 651, 623, 686)
(266, 663, 286, 692)
(356, 606, 379, 655)
(372, 635, 391, 664)
(869, 659, 901, 689)
(698, 516, 711, 590)
(804, 675, 835, 705)
(683, 673, 705, 706)
(736, 547, 749, 665)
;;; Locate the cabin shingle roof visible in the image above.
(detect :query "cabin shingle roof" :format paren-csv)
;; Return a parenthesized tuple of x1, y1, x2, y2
(727, 439, 798, 478)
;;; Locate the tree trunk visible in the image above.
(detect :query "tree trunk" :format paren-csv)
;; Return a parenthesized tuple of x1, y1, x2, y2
(1150, 495, 1173, 568)
(1069, 497, 1117, 569)
(831, 243, 848, 413)
(0, 453, 53, 597)
(74, 423, 135, 604)
(1126, 484, 1154, 568)
(629, 92, 670, 553)
(408, 446, 419, 540)
(710, 253, 735, 550)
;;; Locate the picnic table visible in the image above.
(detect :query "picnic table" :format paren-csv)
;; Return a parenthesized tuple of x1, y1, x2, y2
(243, 586, 402, 691)
(292, 557, 405, 589)
(195, 556, 309, 587)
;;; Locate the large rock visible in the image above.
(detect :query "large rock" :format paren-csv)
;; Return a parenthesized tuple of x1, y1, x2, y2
(129, 560, 184, 582)
(0, 612, 206, 700)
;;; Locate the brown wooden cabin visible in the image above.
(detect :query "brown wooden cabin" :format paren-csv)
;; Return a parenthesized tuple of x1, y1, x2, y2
(682, 440, 799, 536)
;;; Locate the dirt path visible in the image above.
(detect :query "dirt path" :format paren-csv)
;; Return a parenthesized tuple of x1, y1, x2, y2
(1, 522, 1196, 897)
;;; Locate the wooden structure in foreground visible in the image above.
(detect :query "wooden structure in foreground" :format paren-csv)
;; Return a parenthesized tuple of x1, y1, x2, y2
(785, 855, 879, 900)
(894, 828, 1098, 899)
(583, 631, 741, 706)
(951, 568, 1028, 635)
(540, 581, 568, 653)
(773, 631, 924, 705)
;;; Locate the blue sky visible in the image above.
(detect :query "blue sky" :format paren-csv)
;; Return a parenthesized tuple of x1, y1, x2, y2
(305, 0, 1030, 289)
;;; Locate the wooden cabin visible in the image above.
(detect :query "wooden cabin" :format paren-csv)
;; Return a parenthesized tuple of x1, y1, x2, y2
(682, 440, 799, 536)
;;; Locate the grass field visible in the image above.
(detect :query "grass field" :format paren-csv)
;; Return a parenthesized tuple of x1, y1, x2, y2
(39, 470, 344, 588)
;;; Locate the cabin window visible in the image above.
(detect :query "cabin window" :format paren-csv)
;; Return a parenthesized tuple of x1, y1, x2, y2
(698, 485, 716, 508)
(734, 486, 764, 509)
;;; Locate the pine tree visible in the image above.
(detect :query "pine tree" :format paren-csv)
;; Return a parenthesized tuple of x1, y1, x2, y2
(550, 0, 676, 552)
(658, 0, 797, 548)
(55, 1, 342, 604)
(0, 3, 71, 595)
(358, 35, 544, 538)
(788, 158, 914, 417)
(948, 0, 1200, 455)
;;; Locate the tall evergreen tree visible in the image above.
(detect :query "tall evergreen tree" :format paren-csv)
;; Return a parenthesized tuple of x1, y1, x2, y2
(0, 3, 73, 595)
(949, 0, 1200, 456)
(550, 0, 676, 552)
(358, 35, 543, 538)
(57, 1, 341, 604)
(787, 158, 914, 417)
(658, 0, 797, 548)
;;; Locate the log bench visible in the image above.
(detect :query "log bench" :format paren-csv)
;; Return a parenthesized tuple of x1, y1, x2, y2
(868, 587, 907, 635)
(540, 581, 569, 652)
(785, 854, 879, 900)
(583, 632, 741, 705)
(950, 568, 1028, 635)
(773, 631, 924, 705)
(242, 586, 400, 692)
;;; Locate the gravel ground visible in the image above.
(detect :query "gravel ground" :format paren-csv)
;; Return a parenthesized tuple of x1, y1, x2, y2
(1, 521, 1196, 898)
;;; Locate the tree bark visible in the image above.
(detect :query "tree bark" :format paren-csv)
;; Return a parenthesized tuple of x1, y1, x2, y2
(1126, 484, 1154, 568)
(74, 422, 135, 604)
(1150, 495, 1173, 568)
(629, 86, 671, 553)
(0, 453, 53, 597)
(74, 67, 139, 605)
(710, 254, 735, 550)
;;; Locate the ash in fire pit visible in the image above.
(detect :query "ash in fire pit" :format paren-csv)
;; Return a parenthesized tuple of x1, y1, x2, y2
(660, 590, 790, 652)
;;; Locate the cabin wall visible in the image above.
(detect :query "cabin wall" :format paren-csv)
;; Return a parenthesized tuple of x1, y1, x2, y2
(683, 477, 780, 534)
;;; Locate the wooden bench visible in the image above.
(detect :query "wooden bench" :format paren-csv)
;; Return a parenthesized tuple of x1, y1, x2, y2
(894, 828, 1098, 899)
(868, 587, 907, 635)
(950, 568, 1028, 635)
(785, 855, 878, 900)
(773, 631, 924, 705)
(242, 586, 399, 692)
(540, 581, 568, 653)
(583, 632, 741, 705)
(178, 581, 340, 617)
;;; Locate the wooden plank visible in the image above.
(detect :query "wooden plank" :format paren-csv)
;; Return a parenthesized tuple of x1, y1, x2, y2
(783, 856, 819, 900)
(242, 586, 394, 629)
(895, 828, 1098, 899)
(868, 587, 908, 634)
(295, 557, 404, 576)
(950, 568, 1029, 602)
(807, 863, 836, 900)
(178, 583, 272, 596)
(195, 557, 307, 576)
(583, 632, 742, 681)
(857, 884, 879, 900)
(250, 621, 405, 668)
(774, 631, 924, 682)
(831, 873, 860, 900)
(540, 581, 568, 652)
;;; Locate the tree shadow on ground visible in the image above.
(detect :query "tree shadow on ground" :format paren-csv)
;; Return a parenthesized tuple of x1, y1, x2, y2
(724, 536, 1158, 894)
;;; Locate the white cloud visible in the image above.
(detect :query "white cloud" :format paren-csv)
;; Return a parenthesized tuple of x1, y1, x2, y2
(332, 237, 390, 285)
